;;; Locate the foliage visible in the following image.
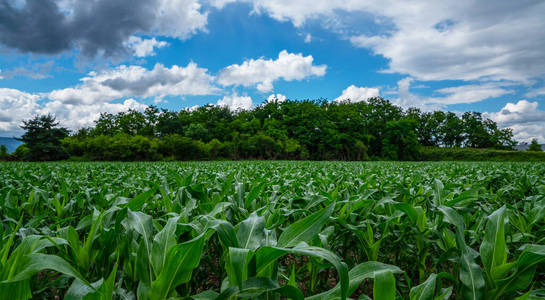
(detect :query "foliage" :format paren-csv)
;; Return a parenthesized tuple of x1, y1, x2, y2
(1, 161, 545, 299)
(528, 139, 543, 152)
(54, 98, 518, 161)
(420, 146, 545, 162)
(17, 114, 69, 161)
(382, 119, 420, 160)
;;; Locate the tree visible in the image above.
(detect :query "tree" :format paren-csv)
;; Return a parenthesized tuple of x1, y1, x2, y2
(382, 119, 420, 160)
(18, 114, 69, 161)
(528, 138, 543, 152)
(442, 112, 464, 147)
(185, 123, 209, 141)
(0, 145, 9, 161)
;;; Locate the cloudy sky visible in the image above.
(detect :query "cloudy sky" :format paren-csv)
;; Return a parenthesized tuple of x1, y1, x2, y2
(1, 0, 545, 142)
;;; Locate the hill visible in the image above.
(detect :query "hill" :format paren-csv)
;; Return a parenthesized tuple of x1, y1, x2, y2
(0, 137, 22, 153)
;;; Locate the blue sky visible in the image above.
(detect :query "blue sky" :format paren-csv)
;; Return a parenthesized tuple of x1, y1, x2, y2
(1, 0, 545, 142)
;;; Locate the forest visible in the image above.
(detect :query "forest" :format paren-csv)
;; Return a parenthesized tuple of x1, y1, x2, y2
(7, 97, 535, 162)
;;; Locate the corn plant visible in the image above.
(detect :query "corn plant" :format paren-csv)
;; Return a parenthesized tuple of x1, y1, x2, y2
(0, 161, 544, 299)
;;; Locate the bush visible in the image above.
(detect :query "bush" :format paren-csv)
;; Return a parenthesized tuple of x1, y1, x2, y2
(158, 134, 207, 160)
(420, 146, 545, 162)
(63, 135, 160, 161)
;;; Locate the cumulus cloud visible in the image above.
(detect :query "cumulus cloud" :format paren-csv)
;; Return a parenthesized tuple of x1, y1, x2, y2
(217, 93, 253, 110)
(0, 0, 206, 57)
(0, 88, 41, 135)
(0, 62, 218, 135)
(0, 88, 150, 135)
(267, 93, 287, 103)
(43, 98, 148, 130)
(49, 62, 218, 105)
(334, 85, 379, 103)
(485, 100, 545, 142)
(217, 50, 326, 92)
(125, 36, 168, 57)
(153, 0, 209, 39)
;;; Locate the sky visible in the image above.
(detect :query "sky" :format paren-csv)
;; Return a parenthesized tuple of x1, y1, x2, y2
(1, 0, 545, 142)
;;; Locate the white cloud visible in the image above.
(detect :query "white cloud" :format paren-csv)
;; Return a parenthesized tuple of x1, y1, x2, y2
(217, 93, 253, 110)
(334, 85, 379, 103)
(485, 100, 545, 143)
(0, 88, 149, 135)
(394, 77, 514, 109)
(126, 36, 168, 57)
(184, 104, 200, 112)
(433, 84, 514, 105)
(267, 93, 287, 103)
(153, 0, 209, 40)
(41, 99, 148, 131)
(487, 100, 545, 125)
(0, 88, 41, 135)
(347, 1, 545, 82)
(217, 50, 326, 92)
(224, 1, 545, 83)
(0, 61, 219, 135)
(209, 0, 237, 9)
(394, 77, 434, 110)
(304, 33, 312, 43)
(49, 62, 218, 105)
(525, 86, 545, 98)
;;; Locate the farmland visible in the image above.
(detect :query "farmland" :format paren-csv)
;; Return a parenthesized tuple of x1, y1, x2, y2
(1, 161, 545, 299)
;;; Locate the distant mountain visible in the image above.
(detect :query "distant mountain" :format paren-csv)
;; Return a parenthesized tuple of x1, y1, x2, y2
(0, 137, 22, 153)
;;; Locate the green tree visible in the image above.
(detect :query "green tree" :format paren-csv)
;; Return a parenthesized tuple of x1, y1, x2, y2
(0, 145, 10, 161)
(442, 112, 464, 147)
(528, 138, 543, 151)
(382, 119, 420, 160)
(18, 114, 69, 161)
(185, 123, 209, 141)
(92, 112, 118, 136)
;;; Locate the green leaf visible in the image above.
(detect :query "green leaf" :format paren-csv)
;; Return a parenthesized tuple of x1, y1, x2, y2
(8, 253, 89, 286)
(480, 206, 508, 282)
(439, 206, 485, 300)
(225, 247, 254, 289)
(151, 216, 179, 277)
(236, 212, 265, 250)
(216, 277, 304, 300)
(127, 188, 156, 211)
(306, 261, 403, 300)
(0, 280, 32, 300)
(277, 203, 334, 248)
(191, 290, 219, 300)
(459, 251, 485, 300)
(256, 243, 348, 299)
(148, 231, 212, 300)
(373, 269, 396, 300)
(126, 209, 154, 283)
(410, 273, 436, 300)
(492, 244, 545, 298)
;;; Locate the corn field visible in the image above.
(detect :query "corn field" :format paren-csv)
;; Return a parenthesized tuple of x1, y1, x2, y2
(1, 161, 545, 299)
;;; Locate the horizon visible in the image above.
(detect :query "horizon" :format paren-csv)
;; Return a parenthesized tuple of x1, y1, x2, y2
(1, 0, 544, 142)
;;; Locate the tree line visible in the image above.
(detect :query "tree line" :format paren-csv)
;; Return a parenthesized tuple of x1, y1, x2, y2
(10, 97, 525, 161)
